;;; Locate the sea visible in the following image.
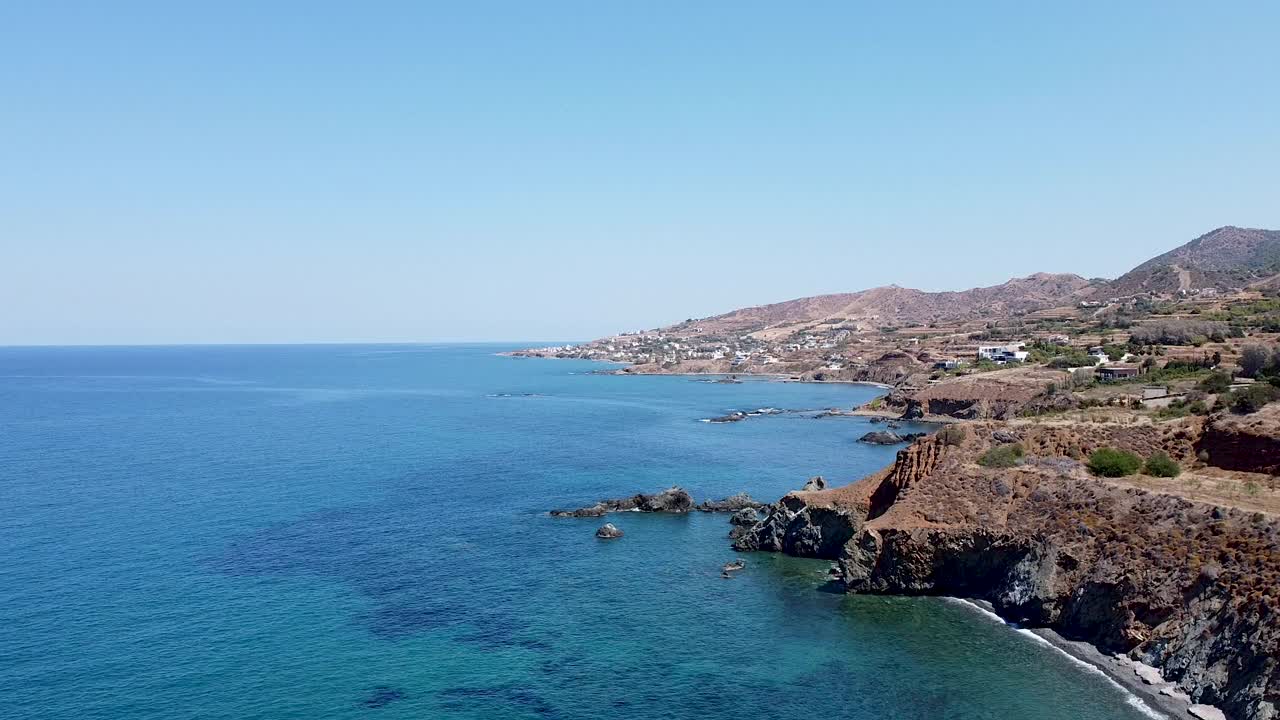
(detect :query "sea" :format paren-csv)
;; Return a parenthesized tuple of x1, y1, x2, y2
(0, 344, 1162, 719)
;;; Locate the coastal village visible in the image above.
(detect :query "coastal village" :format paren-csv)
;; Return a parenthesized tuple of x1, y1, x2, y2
(514, 284, 1276, 397)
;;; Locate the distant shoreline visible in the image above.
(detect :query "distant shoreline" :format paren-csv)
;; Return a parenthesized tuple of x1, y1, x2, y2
(498, 352, 896, 389)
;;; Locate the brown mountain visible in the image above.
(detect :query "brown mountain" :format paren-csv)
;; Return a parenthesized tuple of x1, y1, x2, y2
(673, 273, 1096, 334)
(1103, 226, 1280, 296)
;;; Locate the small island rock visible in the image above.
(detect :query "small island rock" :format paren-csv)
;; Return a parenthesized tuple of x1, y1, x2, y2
(552, 486, 694, 517)
(595, 523, 623, 539)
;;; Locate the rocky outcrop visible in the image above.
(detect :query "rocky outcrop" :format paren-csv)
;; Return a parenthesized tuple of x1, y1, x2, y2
(849, 351, 930, 386)
(858, 430, 925, 445)
(1198, 405, 1280, 475)
(882, 367, 1074, 420)
(551, 487, 695, 517)
(736, 425, 1280, 720)
(595, 523, 623, 539)
(732, 494, 863, 559)
(801, 476, 826, 491)
(696, 493, 765, 513)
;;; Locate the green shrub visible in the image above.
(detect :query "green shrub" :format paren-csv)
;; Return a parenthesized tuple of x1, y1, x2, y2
(1154, 404, 1190, 421)
(979, 443, 1025, 468)
(1103, 344, 1127, 361)
(937, 425, 967, 446)
(1197, 371, 1232, 394)
(1230, 384, 1279, 414)
(1087, 447, 1142, 477)
(1143, 452, 1181, 478)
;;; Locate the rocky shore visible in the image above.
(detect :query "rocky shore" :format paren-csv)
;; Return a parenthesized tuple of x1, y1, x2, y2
(733, 422, 1279, 720)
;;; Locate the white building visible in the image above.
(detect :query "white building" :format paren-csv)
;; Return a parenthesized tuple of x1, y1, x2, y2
(977, 342, 1028, 364)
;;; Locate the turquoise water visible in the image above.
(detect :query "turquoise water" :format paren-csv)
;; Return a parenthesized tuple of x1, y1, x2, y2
(0, 344, 1155, 720)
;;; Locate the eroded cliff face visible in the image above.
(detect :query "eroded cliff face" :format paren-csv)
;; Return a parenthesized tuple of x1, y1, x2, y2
(1199, 405, 1280, 475)
(735, 423, 1280, 720)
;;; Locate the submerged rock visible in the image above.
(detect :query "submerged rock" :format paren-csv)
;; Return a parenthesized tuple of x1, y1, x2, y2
(595, 523, 623, 539)
(361, 686, 408, 709)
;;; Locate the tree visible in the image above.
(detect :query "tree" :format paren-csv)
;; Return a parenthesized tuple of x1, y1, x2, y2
(1231, 384, 1279, 414)
(1240, 345, 1270, 378)
(1197, 371, 1232, 394)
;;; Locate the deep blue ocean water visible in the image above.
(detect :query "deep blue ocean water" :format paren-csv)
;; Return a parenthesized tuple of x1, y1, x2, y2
(0, 344, 1157, 720)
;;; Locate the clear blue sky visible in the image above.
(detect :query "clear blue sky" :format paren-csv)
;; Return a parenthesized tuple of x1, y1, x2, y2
(3, 2, 1278, 344)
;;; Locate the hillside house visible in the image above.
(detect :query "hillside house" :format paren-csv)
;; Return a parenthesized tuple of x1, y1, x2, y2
(1097, 364, 1141, 382)
(977, 342, 1029, 364)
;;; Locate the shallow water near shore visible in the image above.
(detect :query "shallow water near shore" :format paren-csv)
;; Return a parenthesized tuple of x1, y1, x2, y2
(1, 344, 1158, 720)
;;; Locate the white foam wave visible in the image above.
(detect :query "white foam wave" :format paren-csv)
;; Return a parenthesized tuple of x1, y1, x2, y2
(945, 599, 1168, 720)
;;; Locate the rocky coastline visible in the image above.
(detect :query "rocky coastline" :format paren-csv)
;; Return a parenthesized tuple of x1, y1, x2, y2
(733, 423, 1279, 720)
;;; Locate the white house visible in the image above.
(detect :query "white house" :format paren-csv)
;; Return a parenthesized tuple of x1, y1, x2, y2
(977, 342, 1028, 364)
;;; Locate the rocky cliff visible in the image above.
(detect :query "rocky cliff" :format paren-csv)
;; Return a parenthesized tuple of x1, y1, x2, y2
(881, 366, 1074, 420)
(1198, 404, 1280, 476)
(735, 423, 1279, 720)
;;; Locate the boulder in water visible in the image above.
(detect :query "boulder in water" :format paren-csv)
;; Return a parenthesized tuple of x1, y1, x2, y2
(697, 493, 764, 512)
(859, 430, 905, 445)
(595, 523, 623, 539)
(552, 486, 694, 517)
(721, 558, 746, 578)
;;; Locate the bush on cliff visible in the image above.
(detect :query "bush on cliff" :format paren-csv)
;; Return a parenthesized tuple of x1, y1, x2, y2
(1143, 452, 1181, 478)
(978, 443, 1024, 468)
(1087, 447, 1142, 477)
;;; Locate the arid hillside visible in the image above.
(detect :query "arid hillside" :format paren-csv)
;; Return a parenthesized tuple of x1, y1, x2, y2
(1104, 226, 1280, 297)
(671, 272, 1096, 335)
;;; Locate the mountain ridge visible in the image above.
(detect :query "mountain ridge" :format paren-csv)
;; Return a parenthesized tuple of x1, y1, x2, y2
(647, 226, 1280, 337)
